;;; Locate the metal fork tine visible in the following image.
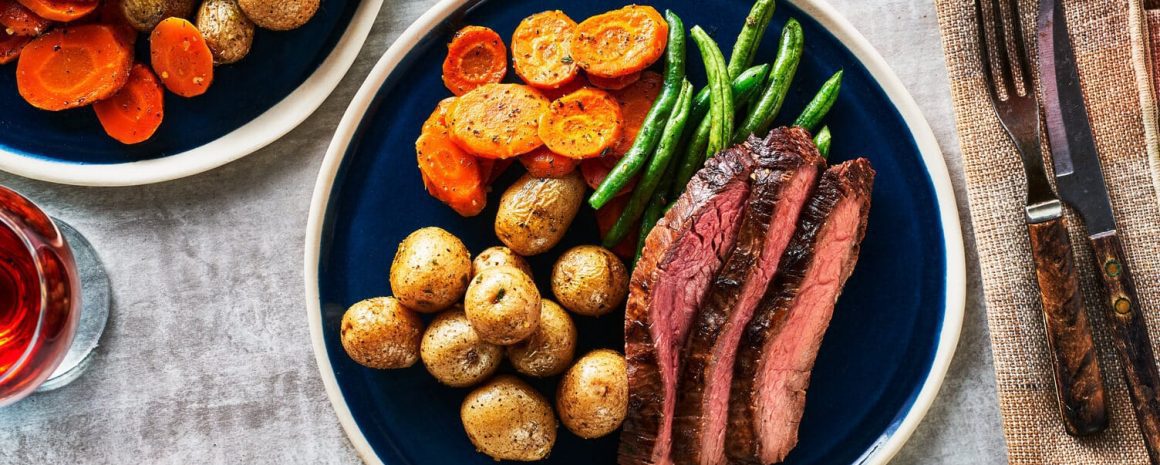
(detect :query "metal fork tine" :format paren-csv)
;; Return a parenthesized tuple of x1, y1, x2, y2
(975, 0, 1001, 104)
(1006, 0, 1034, 95)
(989, 0, 1016, 97)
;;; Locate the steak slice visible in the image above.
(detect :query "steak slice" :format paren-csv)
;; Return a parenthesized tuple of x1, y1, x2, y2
(672, 128, 824, 465)
(726, 158, 875, 465)
(620, 144, 758, 465)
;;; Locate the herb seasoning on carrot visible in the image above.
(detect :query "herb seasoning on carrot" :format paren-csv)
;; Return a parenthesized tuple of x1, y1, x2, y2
(93, 63, 164, 144)
(150, 17, 214, 98)
(511, 11, 577, 90)
(447, 83, 548, 159)
(538, 87, 623, 159)
(0, 0, 50, 36)
(442, 25, 506, 96)
(16, 25, 133, 111)
(572, 5, 668, 78)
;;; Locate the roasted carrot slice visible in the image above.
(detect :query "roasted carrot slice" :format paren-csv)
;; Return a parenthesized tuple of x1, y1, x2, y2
(0, 31, 28, 64)
(595, 194, 637, 260)
(0, 0, 50, 36)
(150, 17, 214, 97)
(13, 0, 94, 22)
(16, 25, 132, 110)
(609, 70, 662, 156)
(581, 156, 637, 196)
(93, 63, 163, 144)
(572, 5, 668, 78)
(416, 125, 487, 217)
(447, 83, 548, 159)
(587, 71, 641, 91)
(538, 87, 622, 159)
(422, 96, 456, 133)
(511, 10, 578, 90)
(442, 25, 506, 96)
(519, 146, 580, 178)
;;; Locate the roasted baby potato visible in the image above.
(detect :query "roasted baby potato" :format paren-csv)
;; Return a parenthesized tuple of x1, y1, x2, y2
(551, 245, 629, 316)
(556, 349, 628, 439)
(462, 375, 557, 461)
(390, 227, 472, 313)
(507, 299, 576, 377)
(238, 0, 318, 31)
(495, 171, 585, 256)
(420, 308, 503, 387)
(472, 246, 533, 277)
(340, 297, 423, 369)
(464, 266, 541, 345)
(122, 0, 196, 32)
(196, 0, 254, 64)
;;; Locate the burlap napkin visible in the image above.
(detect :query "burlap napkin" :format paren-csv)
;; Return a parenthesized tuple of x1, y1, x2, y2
(935, 0, 1160, 462)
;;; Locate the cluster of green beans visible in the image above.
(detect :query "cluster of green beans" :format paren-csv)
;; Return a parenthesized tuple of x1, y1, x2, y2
(734, 18, 803, 142)
(691, 26, 734, 158)
(588, 10, 686, 211)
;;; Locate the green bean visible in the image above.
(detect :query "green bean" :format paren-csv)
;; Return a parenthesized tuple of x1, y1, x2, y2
(735, 18, 803, 142)
(589, 10, 686, 210)
(670, 67, 769, 199)
(690, 26, 733, 157)
(814, 125, 832, 158)
(727, 0, 777, 79)
(688, 64, 770, 131)
(604, 81, 695, 248)
(793, 69, 843, 132)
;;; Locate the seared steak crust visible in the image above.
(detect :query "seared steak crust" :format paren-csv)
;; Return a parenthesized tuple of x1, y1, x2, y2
(620, 146, 757, 465)
(725, 158, 875, 465)
(672, 128, 823, 465)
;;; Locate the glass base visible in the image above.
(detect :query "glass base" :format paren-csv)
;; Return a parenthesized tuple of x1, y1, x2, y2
(35, 220, 109, 392)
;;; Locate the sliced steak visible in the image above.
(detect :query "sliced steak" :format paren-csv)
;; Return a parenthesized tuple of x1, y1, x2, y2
(620, 144, 758, 465)
(725, 158, 875, 465)
(672, 127, 824, 465)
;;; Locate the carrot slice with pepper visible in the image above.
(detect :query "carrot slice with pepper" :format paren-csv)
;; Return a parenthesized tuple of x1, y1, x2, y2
(442, 25, 506, 96)
(609, 70, 662, 156)
(416, 125, 487, 217)
(538, 87, 622, 159)
(447, 83, 548, 159)
(422, 97, 456, 133)
(0, 0, 50, 36)
(572, 5, 668, 78)
(14, 0, 94, 22)
(511, 10, 578, 90)
(150, 17, 214, 98)
(93, 63, 164, 144)
(16, 25, 132, 110)
(0, 31, 29, 64)
(581, 156, 637, 196)
(595, 194, 637, 260)
(588, 71, 641, 91)
(519, 146, 580, 178)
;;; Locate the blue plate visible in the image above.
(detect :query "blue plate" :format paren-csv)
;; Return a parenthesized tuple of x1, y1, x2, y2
(0, 0, 382, 186)
(306, 1, 965, 464)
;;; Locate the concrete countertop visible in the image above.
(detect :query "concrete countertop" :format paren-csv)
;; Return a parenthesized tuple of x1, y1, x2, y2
(0, 0, 1004, 463)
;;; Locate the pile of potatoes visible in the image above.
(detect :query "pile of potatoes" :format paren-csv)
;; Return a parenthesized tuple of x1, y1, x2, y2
(122, 0, 319, 65)
(340, 226, 631, 461)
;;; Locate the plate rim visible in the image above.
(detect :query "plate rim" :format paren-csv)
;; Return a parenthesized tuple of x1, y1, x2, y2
(0, 0, 385, 187)
(303, 0, 967, 463)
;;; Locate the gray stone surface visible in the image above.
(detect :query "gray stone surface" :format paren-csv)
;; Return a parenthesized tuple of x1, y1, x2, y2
(0, 0, 1005, 463)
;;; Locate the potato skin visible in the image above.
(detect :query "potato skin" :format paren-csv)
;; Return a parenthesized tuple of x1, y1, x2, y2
(495, 171, 585, 256)
(464, 266, 541, 345)
(238, 0, 318, 31)
(196, 0, 255, 64)
(551, 245, 629, 316)
(473, 246, 533, 277)
(556, 349, 628, 439)
(122, 0, 196, 32)
(420, 308, 503, 387)
(461, 375, 557, 461)
(507, 299, 576, 377)
(390, 227, 472, 313)
(340, 297, 423, 369)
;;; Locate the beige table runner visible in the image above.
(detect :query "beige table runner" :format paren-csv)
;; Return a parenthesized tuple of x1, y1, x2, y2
(935, 0, 1160, 463)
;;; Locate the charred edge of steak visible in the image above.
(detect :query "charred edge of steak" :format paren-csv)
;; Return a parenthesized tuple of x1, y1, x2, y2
(620, 146, 757, 465)
(725, 158, 875, 465)
(671, 128, 823, 465)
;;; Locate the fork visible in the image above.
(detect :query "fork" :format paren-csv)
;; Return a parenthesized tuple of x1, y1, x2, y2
(974, 0, 1108, 436)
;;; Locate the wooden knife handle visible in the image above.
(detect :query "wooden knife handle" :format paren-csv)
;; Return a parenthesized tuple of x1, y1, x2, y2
(1090, 232, 1160, 463)
(1027, 217, 1108, 436)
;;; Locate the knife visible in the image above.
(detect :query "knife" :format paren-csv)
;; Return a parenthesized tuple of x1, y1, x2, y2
(1039, 0, 1160, 461)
